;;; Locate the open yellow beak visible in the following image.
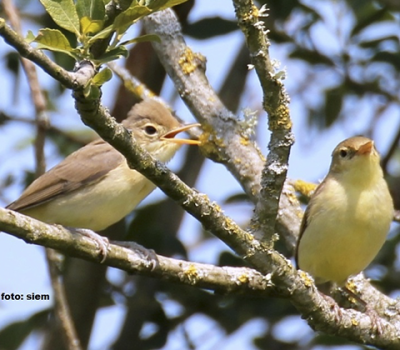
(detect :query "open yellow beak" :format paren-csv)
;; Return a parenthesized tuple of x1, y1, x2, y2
(161, 123, 201, 145)
(357, 141, 373, 155)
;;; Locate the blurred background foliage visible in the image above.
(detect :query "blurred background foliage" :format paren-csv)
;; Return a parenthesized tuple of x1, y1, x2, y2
(0, 0, 400, 349)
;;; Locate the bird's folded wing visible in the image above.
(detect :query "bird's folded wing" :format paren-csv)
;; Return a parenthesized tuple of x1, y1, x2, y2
(7, 140, 124, 211)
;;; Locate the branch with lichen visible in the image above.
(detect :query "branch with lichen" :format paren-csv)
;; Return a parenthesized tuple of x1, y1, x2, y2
(143, 11, 266, 202)
(143, 8, 303, 261)
(2, 205, 400, 347)
(143, 7, 400, 346)
(233, 0, 294, 245)
(0, 207, 275, 296)
(108, 62, 156, 101)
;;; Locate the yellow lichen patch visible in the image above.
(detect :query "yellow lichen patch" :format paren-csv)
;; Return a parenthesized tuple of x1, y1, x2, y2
(299, 270, 313, 287)
(242, 4, 258, 22)
(123, 80, 155, 99)
(269, 105, 292, 130)
(293, 179, 317, 198)
(346, 280, 357, 292)
(213, 203, 223, 213)
(344, 281, 358, 304)
(286, 189, 300, 205)
(238, 274, 249, 284)
(198, 123, 226, 160)
(351, 317, 359, 326)
(223, 217, 238, 233)
(184, 264, 199, 285)
(199, 124, 225, 147)
(234, 158, 242, 164)
(244, 231, 254, 241)
(255, 145, 266, 162)
(178, 47, 204, 75)
(240, 136, 250, 146)
(252, 5, 259, 17)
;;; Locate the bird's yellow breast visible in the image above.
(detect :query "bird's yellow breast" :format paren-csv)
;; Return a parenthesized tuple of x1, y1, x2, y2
(297, 176, 393, 285)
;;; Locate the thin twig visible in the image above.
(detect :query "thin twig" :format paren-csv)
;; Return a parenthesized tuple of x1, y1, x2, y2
(0, 112, 92, 146)
(2, 3, 81, 349)
(233, 0, 294, 245)
(108, 62, 156, 100)
(2, 0, 48, 176)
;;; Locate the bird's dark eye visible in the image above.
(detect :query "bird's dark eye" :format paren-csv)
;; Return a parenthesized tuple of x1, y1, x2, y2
(144, 125, 157, 135)
(339, 149, 348, 158)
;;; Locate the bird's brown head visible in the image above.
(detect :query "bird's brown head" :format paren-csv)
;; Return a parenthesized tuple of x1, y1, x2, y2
(329, 136, 381, 183)
(124, 100, 200, 162)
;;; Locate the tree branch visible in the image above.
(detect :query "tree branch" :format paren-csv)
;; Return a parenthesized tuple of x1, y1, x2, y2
(142, 8, 303, 256)
(108, 62, 157, 101)
(233, 0, 294, 244)
(0, 207, 272, 296)
(2, 207, 400, 347)
(143, 11, 265, 202)
(1, 10, 400, 348)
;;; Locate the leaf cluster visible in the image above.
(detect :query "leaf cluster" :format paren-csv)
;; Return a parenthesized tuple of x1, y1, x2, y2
(28, 0, 184, 65)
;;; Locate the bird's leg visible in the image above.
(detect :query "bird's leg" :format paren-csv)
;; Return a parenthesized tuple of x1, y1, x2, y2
(115, 241, 159, 270)
(67, 227, 109, 263)
(341, 286, 384, 335)
(319, 292, 343, 322)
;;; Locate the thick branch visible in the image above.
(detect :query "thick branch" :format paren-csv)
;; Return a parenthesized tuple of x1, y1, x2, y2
(143, 11, 265, 202)
(0, 207, 272, 296)
(143, 8, 302, 254)
(1, 207, 400, 347)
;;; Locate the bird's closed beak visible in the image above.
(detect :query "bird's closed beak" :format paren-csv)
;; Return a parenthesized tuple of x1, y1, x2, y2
(161, 123, 201, 145)
(357, 141, 374, 155)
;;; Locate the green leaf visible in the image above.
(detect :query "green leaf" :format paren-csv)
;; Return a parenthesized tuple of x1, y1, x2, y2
(76, 0, 105, 21)
(96, 46, 129, 64)
(84, 84, 101, 99)
(183, 17, 238, 39)
(113, 4, 151, 36)
(26, 30, 36, 43)
(40, 0, 80, 36)
(0, 310, 49, 349)
(33, 28, 78, 59)
(359, 36, 400, 49)
(87, 25, 114, 44)
(111, 0, 189, 41)
(324, 87, 343, 127)
(351, 6, 394, 36)
(145, 0, 189, 10)
(372, 51, 400, 70)
(91, 67, 113, 86)
(289, 48, 335, 66)
(80, 16, 104, 35)
(5, 51, 20, 76)
(119, 33, 160, 46)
